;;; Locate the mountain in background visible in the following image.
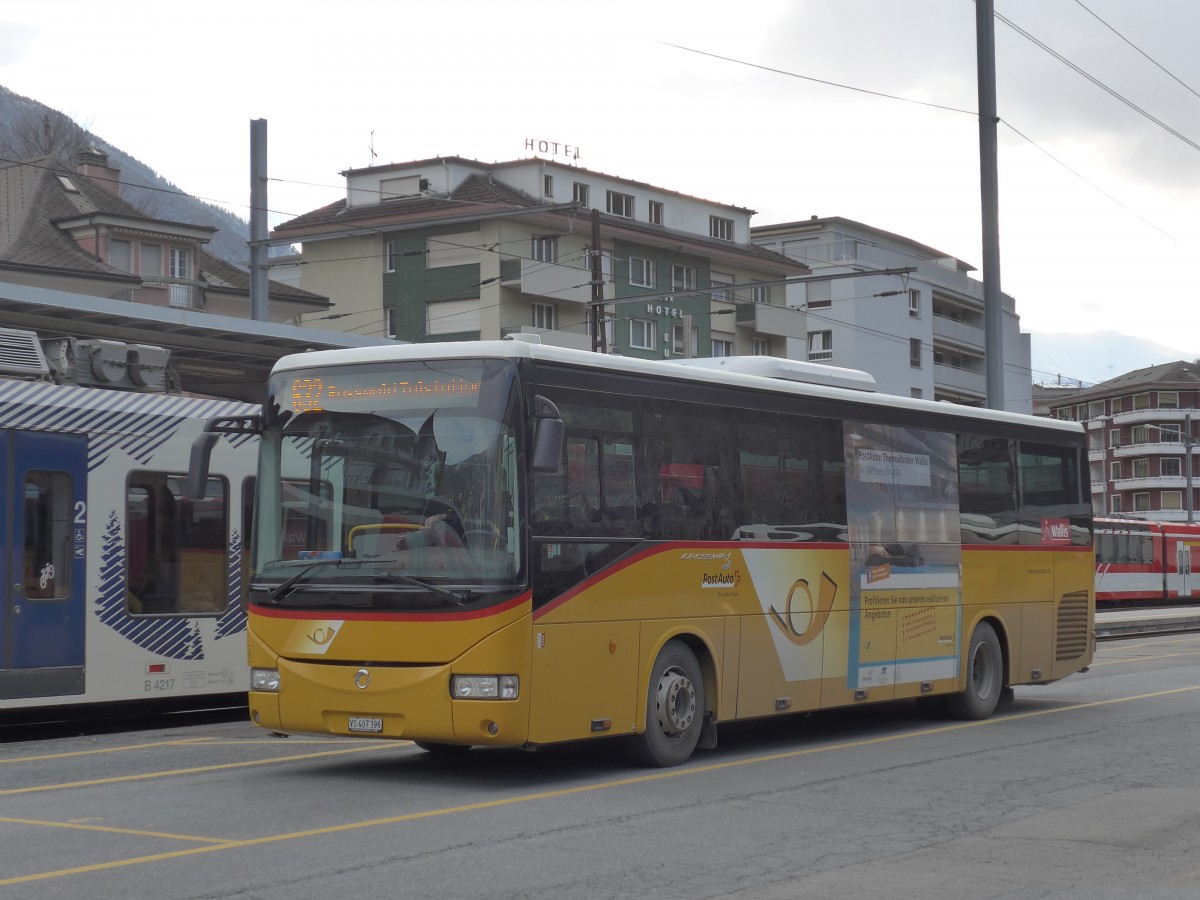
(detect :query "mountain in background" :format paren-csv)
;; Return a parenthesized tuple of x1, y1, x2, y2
(0, 85, 250, 266)
(1030, 330, 1198, 388)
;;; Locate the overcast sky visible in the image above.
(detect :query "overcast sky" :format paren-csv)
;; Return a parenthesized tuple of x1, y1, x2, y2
(3, 0, 1198, 382)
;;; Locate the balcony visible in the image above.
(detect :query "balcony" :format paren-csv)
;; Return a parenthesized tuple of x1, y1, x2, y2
(733, 302, 806, 340)
(504, 259, 591, 304)
(1111, 475, 1189, 492)
(1110, 407, 1194, 426)
(933, 362, 985, 398)
(931, 314, 984, 352)
(1088, 447, 1107, 463)
(114, 278, 206, 310)
(1111, 441, 1190, 459)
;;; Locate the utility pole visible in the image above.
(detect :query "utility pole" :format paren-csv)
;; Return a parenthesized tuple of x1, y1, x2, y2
(249, 119, 269, 322)
(589, 208, 606, 353)
(977, 0, 1005, 410)
(1187, 411, 1195, 524)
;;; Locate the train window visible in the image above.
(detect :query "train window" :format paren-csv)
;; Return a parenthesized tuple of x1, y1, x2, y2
(22, 471, 73, 599)
(126, 472, 229, 615)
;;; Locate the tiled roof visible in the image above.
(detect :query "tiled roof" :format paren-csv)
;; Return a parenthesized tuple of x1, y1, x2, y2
(198, 249, 329, 307)
(273, 173, 805, 272)
(1063, 360, 1200, 402)
(272, 174, 538, 234)
(0, 156, 137, 279)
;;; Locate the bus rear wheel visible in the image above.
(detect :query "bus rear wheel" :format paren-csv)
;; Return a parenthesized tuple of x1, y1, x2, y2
(944, 621, 1003, 720)
(627, 641, 704, 767)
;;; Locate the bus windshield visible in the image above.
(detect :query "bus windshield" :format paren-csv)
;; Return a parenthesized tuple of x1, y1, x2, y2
(252, 358, 522, 611)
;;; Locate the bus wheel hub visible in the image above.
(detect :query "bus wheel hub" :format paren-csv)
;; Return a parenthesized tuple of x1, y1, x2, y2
(655, 667, 696, 736)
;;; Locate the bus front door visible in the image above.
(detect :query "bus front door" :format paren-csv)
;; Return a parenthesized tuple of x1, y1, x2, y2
(0, 430, 88, 701)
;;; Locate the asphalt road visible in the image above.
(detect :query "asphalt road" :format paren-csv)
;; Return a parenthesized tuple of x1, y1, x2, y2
(4, 632, 1200, 899)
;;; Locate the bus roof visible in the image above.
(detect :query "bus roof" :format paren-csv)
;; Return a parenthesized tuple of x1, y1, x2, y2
(271, 339, 1084, 437)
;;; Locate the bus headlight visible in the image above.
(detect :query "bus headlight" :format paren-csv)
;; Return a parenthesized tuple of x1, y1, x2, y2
(251, 668, 281, 692)
(450, 675, 518, 700)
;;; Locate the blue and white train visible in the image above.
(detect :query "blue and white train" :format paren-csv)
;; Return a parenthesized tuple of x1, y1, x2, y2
(1, 328, 257, 716)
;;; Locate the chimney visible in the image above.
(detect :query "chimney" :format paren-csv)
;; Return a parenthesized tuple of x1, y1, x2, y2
(77, 146, 122, 197)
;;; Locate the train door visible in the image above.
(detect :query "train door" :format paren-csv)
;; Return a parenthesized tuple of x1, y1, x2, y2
(0, 430, 88, 700)
(1177, 538, 1196, 600)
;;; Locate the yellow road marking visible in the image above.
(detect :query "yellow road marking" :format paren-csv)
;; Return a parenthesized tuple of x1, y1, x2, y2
(0, 737, 219, 764)
(4, 682, 1199, 887)
(1090, 650, 1200, 667)
(0, 816, 229, 844)
(0, 744, 394, 796)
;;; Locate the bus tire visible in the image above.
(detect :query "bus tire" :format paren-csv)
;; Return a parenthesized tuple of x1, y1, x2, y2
(944, 621, 1004, 720)
(627, 641, 704, 767)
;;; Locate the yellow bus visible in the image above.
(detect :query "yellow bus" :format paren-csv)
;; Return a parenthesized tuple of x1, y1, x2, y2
(196, 339, 1093, 766)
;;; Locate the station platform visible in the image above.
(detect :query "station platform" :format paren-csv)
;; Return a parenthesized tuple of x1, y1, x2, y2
(1095, 605, 1200, 639)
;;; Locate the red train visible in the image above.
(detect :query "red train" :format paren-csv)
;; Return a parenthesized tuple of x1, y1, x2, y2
(1095, 517, 1200, 606)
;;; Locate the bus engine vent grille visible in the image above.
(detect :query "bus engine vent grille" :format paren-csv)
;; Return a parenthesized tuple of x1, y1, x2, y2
(1055, 590, 1090, 661)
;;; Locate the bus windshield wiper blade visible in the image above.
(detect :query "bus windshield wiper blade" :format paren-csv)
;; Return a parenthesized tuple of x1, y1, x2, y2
(266, 558, 345, 603)
(374, 571, 468, 605)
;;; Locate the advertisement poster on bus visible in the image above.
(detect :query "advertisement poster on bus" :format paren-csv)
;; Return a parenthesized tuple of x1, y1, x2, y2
(843, 422, 962, 690)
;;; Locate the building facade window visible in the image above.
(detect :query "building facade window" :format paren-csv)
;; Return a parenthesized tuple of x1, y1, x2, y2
(629, 318, 655, 350)
(910, 338, 922, 368)
(110, 239, 132, 272)
(1133, 458, 1150, 478)
(1134, 492, 1151, 511)
(1110, 495, 1123, 513)
(543, 174, 554, 197)
(808, 330, 833, 361)
(1088, 400, 1106, 418)
(1162, 491, 1183, 510)
(168, 247, 191, 308)
(532, 302, 556, 331)
(709, 216, 734, 241)
(911, 388, 923, 399)
(573, 182, 589, 206)
(751, 338, 769, 356)
(751, 282, 770, 304)
(629, 257, 656, 288)
(386, 307, 397, 338)
(532, 236, 558, 263)
(1109, 429, 1120, 448)
(711, 338, 734, 357)
(710, 273, 733, 302)
(1110, 461, 1121, 481)
(908, 289, 920, 317)
(1160, 391, 1180, 408)
(1134, 393, 1151, 410)
(806, 280, 831, 309)
(1161, 457, 1182, 477)
(140, 243, 162, 277)
(385, 241, 397, 273)
(671, 265, 696, 292)
(606, 190, 634, 218)
(648, 200, 663, 225)
(672, 324, 687, 355)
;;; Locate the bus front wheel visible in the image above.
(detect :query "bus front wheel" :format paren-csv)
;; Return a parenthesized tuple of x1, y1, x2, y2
(627, 641, 704, 767)
(944, 621, 1004, 720)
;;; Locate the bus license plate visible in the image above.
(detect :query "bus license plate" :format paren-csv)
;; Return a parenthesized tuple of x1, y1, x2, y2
(348, 716, 383, 733)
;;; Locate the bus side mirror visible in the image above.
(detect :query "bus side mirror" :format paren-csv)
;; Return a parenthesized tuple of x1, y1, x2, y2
(186, 414, 262, 498)
(186, 432, 218, 499)
(531, 395, 563, 473)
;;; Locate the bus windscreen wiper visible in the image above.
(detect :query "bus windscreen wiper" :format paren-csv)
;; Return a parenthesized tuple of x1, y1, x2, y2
(373, 570, 468, 605)
(265, 558, 346, 603)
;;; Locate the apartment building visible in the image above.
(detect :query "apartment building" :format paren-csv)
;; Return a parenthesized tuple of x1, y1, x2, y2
(1048, 361, 1200, 519)
(751, 217, 1032, 412)
(270, 156, 809, 358)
